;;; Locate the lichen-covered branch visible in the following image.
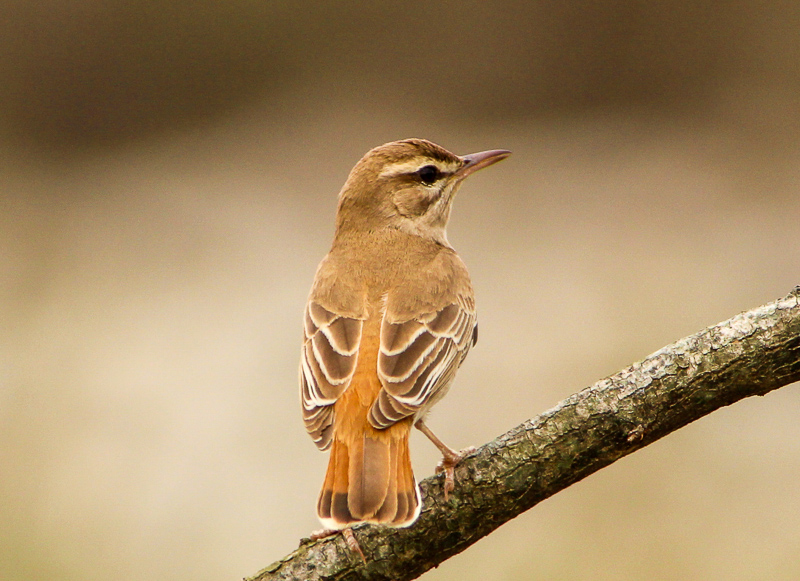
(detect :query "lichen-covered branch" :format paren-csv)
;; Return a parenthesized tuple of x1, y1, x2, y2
(250, 288, 800, 581)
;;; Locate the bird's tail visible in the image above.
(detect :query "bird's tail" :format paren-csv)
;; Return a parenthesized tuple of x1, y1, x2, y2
(317, 429, 420, 529)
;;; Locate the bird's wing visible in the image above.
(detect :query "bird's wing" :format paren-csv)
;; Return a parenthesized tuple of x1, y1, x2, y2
(369, 298, 477, 429)
(300, 300, 363, 450)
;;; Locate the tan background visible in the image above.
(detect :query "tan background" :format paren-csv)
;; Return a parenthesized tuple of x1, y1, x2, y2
(2, 2, 800, 580)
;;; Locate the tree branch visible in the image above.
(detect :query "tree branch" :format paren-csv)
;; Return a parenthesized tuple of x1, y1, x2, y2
(250, 288, 800, 581)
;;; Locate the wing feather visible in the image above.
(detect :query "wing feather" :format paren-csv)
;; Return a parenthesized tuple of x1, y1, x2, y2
(300, 301, 363, 450)
(379, 328, 438, 382)
(369, 301, 476, 429)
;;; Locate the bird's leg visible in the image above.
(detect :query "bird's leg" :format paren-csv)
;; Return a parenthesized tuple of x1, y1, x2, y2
(309, 528, 366, 562)
(341, 528, 366, 562)
(415, 419, 476, 501)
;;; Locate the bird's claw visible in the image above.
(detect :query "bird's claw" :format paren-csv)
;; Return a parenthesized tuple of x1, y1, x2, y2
(435, 445, 477, 501)
(306, 528, 366, 563)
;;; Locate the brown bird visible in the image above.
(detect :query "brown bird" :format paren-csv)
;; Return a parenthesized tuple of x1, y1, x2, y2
(300, 138, 510, 555)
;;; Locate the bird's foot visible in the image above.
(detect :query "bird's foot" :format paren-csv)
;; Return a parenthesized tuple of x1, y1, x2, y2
(435, 445, 477, 501)
(308, 528, 365, 562)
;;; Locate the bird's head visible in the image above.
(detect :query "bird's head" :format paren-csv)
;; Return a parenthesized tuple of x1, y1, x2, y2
(335, 138, 510, 246)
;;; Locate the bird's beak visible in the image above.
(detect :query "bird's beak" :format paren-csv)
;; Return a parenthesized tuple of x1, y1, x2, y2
(456, 149, 512, 179)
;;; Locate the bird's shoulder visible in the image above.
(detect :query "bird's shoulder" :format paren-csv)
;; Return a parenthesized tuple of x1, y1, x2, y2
(385, 243, 475, 323)
(308, 234, 474, 323)
(307, 251, 368, 320)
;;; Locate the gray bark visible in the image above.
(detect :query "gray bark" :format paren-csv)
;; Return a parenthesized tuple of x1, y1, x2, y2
(249, 288, 800, 581)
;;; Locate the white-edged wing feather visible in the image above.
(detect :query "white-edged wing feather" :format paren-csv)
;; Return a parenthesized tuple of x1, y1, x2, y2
(300, 301, 363, 450)
(369, 302, 477, 428)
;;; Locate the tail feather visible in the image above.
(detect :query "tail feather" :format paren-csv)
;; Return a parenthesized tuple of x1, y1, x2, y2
(318, 432, 420, 529)
(395, 437, 416, 523)
(350, 436, 391, 518)
(374, 439, 399, 522)
(317, 437, 351, 522)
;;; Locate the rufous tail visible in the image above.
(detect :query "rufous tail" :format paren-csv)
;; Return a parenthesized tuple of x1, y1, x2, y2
(317, 431, 420, 529)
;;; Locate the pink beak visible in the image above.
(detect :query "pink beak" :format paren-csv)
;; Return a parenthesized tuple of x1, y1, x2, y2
(457, 149, 512, 179)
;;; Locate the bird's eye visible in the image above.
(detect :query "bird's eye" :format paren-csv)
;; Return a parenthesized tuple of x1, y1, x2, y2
(417, 165, 440, 185)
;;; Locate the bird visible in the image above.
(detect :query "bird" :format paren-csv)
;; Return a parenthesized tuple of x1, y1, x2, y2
(299, 138, 510, 557)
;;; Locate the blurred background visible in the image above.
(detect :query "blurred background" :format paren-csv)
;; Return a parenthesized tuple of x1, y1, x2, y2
(2, 2, 800, 580)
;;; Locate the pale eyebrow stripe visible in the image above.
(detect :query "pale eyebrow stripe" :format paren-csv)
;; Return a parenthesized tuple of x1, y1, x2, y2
(378, 159, 461, 179)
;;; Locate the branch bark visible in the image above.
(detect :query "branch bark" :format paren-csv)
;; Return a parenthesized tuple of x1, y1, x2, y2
(250, 288, 800, 581)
